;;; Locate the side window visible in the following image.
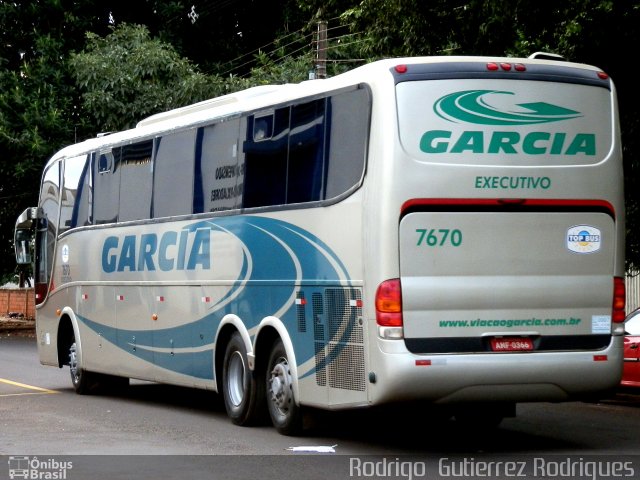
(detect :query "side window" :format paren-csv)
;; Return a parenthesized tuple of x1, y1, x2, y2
(72, 152, 93, 228)
(240, 86, 369, 210)
(93, 149, 120, 224)
(37, 162, 60, 290)
(195, 119, 243, 213)
(40, 162, 60, 233)
(153, 129, 196, 217)
(243, 108, 289, 208)
(287, 99, 326, 203)
(324, 87, 369, 199)
(118, 140, 153, 221)
(60, 154, 89, 233)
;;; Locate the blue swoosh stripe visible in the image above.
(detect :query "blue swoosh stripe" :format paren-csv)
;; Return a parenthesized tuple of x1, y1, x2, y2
(78, 216, 353, 381)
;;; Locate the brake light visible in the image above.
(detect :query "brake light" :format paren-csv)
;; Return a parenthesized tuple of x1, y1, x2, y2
(376, 279, 403, 327)
(612, 277, 625, 323)
(486, 62, 527, 72)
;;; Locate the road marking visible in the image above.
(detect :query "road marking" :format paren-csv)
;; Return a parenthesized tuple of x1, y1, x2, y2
(0, 392, 58, 397)
(0, 377, 59, 395)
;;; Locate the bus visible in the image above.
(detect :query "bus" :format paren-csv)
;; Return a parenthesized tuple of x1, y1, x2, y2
(15, 53, 626, 435)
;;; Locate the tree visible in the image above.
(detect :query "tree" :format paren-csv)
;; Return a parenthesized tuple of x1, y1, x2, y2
(69, 23, 227, 132)
(68, 22, 326, 134)
(0, 1, 313, 282)
(0, 0, 100, 283)
(99, 0, 307, 77)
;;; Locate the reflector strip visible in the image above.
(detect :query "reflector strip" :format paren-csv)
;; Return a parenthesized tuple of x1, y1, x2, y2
(401, 198, 616, 219)
(81, 293, 88, 300)
(415, 359, 432, 366)
(593, 355, 608, 362)
(350, 299, 363, 308)
(156, 296, 165, 302)
(202, 296, 211, 303)
(295, 298, 306, 305)
(116, 295, 124, 301)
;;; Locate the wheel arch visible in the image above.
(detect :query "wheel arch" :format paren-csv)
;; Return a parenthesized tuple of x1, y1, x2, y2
(56, 307, 81, 368)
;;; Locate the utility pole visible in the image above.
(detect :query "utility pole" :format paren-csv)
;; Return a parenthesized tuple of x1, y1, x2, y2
(315, 20, 328, 79)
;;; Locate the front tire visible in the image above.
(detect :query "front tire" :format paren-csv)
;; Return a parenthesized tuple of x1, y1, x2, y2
(68, 337, 99, 394)
(222, 332, 263, 426)
(266, 339, 303, 436)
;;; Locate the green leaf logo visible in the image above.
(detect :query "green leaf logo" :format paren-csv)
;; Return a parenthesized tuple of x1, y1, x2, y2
(434, 90, 582, 125)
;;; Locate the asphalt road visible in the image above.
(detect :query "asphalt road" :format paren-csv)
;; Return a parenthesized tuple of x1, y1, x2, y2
(1, 334, 640, 479)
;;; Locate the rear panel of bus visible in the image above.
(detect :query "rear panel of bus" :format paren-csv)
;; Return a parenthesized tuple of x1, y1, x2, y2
(369, 58, 624, 405)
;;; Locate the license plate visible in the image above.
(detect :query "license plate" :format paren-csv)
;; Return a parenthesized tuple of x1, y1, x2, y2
(490, 337, 534, 352)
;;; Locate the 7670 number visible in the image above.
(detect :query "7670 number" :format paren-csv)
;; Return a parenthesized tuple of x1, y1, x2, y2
(415, 228, 462, 247)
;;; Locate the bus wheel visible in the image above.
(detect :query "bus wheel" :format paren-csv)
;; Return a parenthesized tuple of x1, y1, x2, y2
(222, 332, 262, 426)
(266, 339, 302, 436)
(68, 338, 98, 394)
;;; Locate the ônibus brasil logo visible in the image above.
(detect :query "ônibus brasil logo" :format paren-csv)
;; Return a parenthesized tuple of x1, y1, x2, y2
(420, 89, 595, 156)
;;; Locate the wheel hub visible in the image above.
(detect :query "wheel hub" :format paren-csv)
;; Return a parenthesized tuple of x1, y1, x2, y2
(227, 351, 246, 407)
(269, 361, 292, 410)
(69, 342, 79, 382)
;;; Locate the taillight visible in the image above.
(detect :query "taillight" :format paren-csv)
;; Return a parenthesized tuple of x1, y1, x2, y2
(612, 277, 625, 323)
(376, 279, 404, 339)
(376, 278, 402, 326)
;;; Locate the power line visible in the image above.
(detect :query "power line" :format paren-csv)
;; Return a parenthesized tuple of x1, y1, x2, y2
(219, 30, 315, 77)
(325, 22, 355, 34)
(205, 15, 356, 76)
(184, 14, 364, 79)
(233, 41, 315, 79)
(228, 21, 368, 79)
(217, 26, 313, 70)
(116, 5, 359, 79)
(327, 31, 365, 42)
(323, 36, 370, 53)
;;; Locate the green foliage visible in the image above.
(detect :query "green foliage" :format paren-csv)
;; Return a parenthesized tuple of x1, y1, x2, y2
(69, 24, 225, 131)
(0, 0, 96, 282)
(245, 52, 313, 85)
(68, 23, 333, 132)
(1, 0, 639, 276)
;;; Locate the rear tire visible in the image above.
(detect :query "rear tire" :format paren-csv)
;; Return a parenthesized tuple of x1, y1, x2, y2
(222, 332, 264, 426)
(266, 339, 303, 436)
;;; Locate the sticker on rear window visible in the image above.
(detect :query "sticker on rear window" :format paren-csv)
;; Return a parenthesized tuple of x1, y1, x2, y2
(566, 225, 601, 254)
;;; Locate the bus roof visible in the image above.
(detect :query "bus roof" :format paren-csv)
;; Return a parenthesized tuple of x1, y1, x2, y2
(46, 54, 607, 168)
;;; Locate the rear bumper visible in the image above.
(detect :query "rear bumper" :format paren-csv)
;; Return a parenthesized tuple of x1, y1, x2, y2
(368, 336, 623, 405)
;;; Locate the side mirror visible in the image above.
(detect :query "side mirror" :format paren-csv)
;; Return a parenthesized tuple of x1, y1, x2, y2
(15, 228, 32, 265)
(14, 207, 38, 265)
